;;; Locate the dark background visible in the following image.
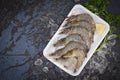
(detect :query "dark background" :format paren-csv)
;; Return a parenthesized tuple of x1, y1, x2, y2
(0, 0, 120, 80)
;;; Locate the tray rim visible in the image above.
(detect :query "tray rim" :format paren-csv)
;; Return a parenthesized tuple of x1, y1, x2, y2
(43, 4, 110, 76)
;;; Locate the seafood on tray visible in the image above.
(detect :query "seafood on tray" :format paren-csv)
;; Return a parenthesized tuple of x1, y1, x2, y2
(49, 13, 96, 73)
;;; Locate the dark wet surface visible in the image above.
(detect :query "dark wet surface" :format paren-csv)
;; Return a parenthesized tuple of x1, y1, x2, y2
(0, 0, 120, 80)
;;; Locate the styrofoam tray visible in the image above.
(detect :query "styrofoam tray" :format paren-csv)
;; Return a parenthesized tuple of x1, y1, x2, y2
(43, 4, 110, 76)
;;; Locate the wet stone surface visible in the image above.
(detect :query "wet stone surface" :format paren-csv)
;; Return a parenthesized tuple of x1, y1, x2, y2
(0, 0, 120, 80)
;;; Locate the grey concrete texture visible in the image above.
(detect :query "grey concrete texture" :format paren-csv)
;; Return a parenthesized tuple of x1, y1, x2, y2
(0, 0, 120, 80)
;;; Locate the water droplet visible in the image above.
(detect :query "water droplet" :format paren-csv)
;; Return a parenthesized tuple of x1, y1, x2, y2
(42, 67, 49, 73)
(107, 34, 117, 40)
(34, 59, 43, 66)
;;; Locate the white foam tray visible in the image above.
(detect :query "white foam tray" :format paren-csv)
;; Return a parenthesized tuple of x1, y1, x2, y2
(43, 4, 110, 76)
